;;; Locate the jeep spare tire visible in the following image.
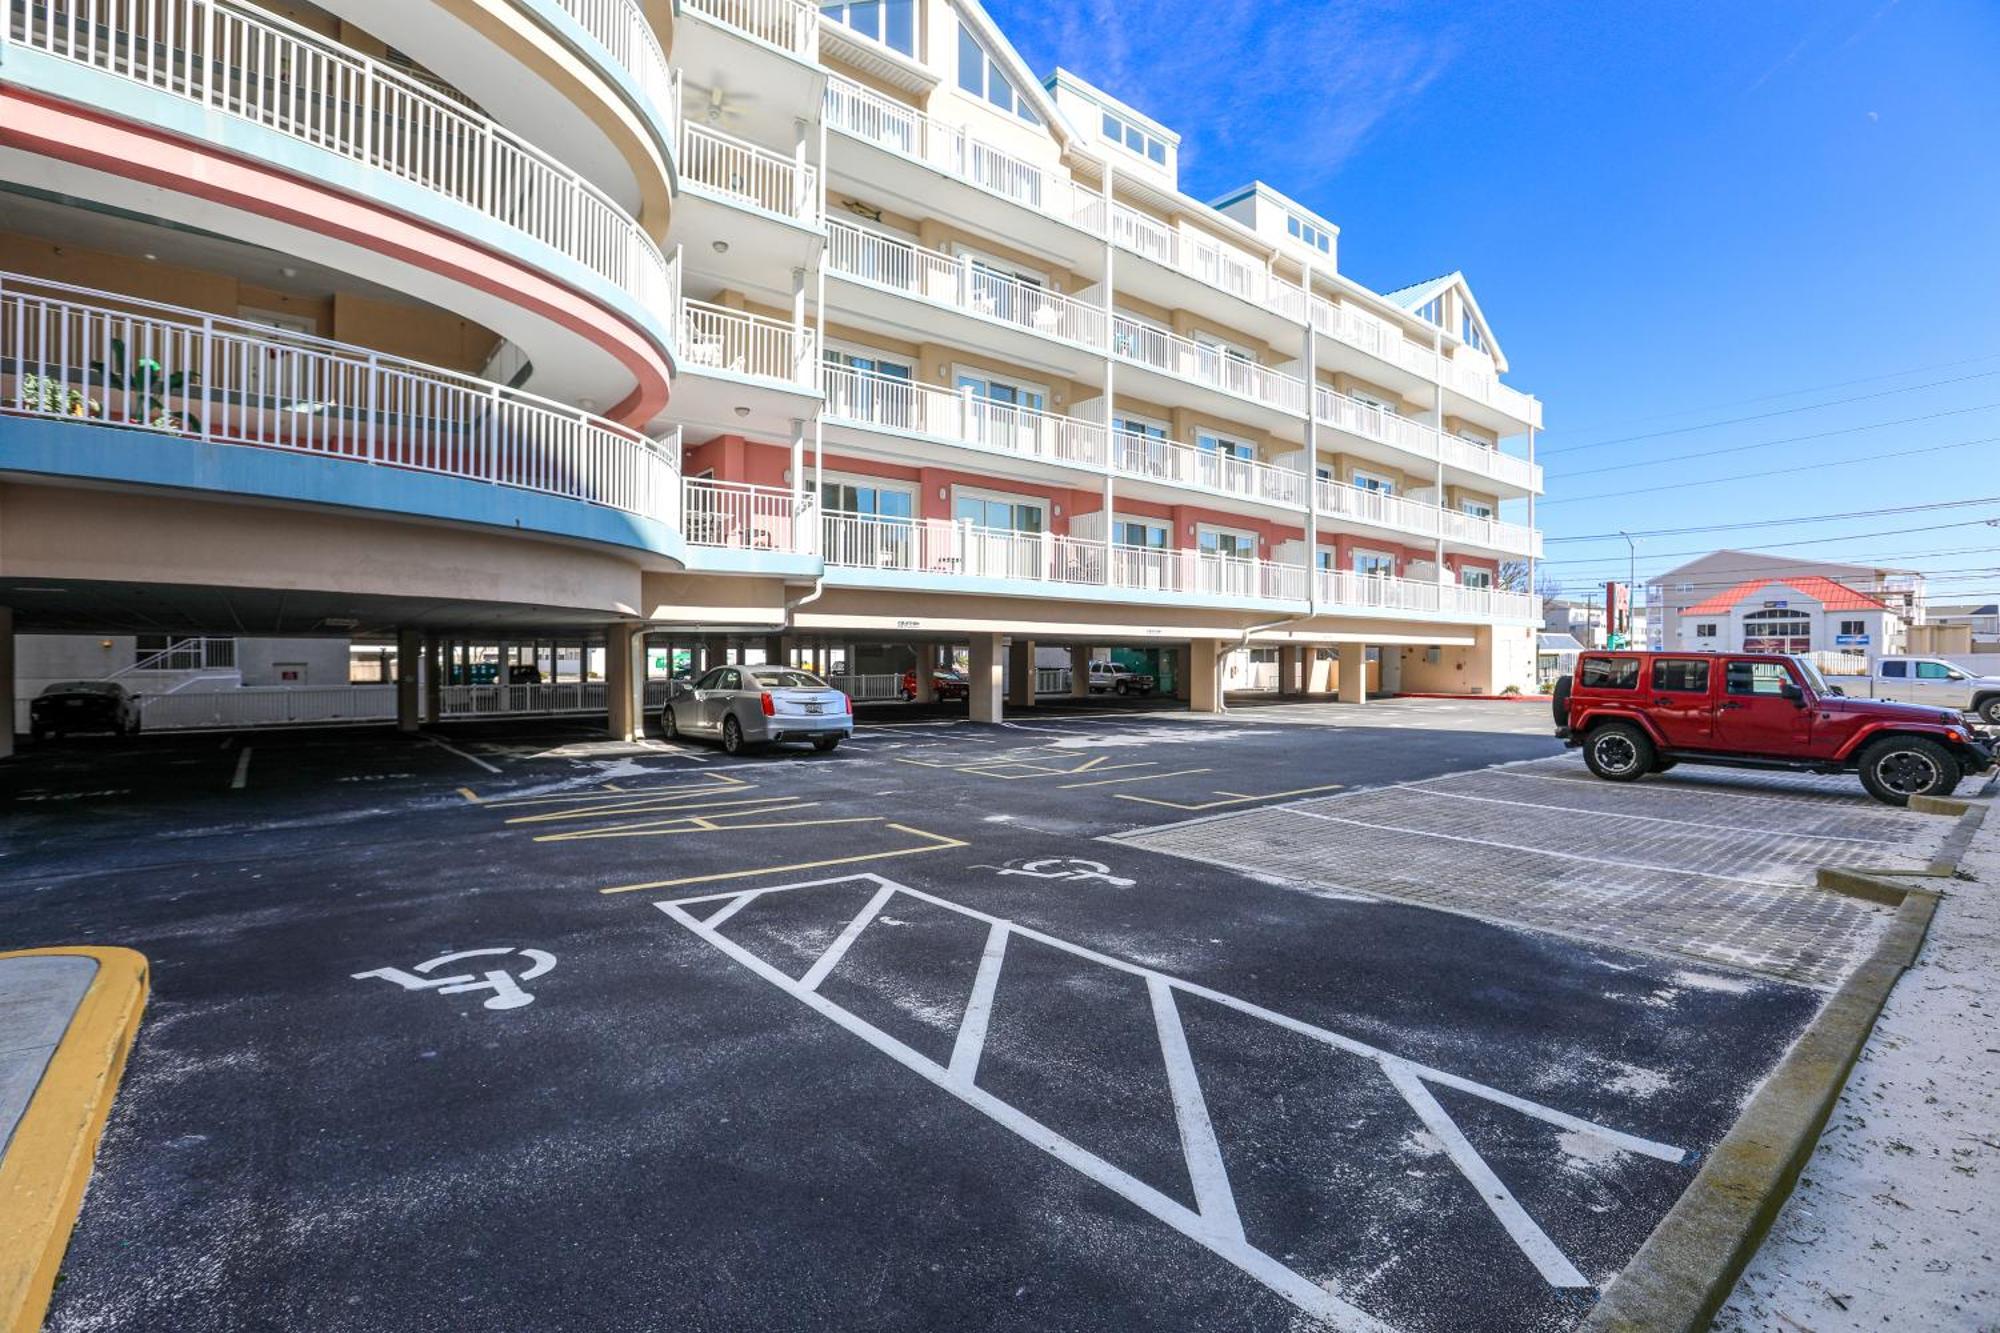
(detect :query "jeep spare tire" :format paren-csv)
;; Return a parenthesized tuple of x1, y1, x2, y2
(1551, 674, 1572, 728)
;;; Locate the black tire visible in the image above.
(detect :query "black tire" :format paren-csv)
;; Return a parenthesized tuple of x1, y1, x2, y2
(1582, 722, 1654, 782)
(1551, 674, 1573, 728)
(1978, 696, 2000, 726)
(721, 715, 748, 755)
(1115, 680, 1129, 696)
(662, 706, 681, 740)
(1856, 736, 1961, 806)
(1652, 759, 1679, 773)
(812, 737, 841, 753)
(30, 724, 46, 743)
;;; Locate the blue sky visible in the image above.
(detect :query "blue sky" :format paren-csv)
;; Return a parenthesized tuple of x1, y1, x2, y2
(984, 0, 2000, 610)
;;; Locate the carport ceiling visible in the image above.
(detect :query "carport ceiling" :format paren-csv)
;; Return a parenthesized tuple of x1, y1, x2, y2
(0, 579, 630, 638)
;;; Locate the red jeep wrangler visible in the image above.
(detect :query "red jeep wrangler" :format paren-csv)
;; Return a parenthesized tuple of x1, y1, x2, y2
(1556, 651, 1994, 806)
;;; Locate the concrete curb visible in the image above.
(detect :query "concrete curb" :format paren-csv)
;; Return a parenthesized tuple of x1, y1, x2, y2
(1582, 803, 1986, 1333)
(0, 947, 148, 1333)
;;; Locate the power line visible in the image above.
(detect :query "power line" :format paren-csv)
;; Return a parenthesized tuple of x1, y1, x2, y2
(1538, 523, 2000, 568)
(1540, 436, 2000, 506)
(1546, 402, 2000, 478)
(1546, 496, 2000, 542)
(1552, 352, 2000, 436)
(1543, 371, 2000, 455)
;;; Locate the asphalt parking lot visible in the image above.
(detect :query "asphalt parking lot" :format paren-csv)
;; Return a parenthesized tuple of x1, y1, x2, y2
(0, 700, 1954, 1332)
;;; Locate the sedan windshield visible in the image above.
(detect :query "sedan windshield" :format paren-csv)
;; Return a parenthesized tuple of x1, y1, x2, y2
(44, 681, 119, 696)
(750, 670, 828, 690)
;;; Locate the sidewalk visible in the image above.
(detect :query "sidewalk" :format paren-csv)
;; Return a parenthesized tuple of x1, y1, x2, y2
(0, 949, 149, 1333)
(1716, 802, 2000, 1331)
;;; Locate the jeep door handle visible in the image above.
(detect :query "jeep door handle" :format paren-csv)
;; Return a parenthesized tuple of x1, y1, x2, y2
(1717, 701, 1745, 710)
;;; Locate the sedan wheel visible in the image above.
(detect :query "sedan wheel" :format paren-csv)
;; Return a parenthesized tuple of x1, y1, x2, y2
(722, 715, 746, 755)
(662, 706, 680, 740)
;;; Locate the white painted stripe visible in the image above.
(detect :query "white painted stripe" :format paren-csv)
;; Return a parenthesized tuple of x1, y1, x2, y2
(797, 882, 898, 992)
(948, 920, 1009, 1085)
(1277, 806, 1806, 889)
(1394, 781, 1887, 843)
(656, 900, 1394, 1331)
(657, 873, 1692, 1167)
(230, 748, 252, 790)
(1489, 766, 1883, 811)
(427, 736, 502, 773)
(1382, 1060, 1590, 1289)
(1148, 975, 1245, 1243)
(703, 891, 762, 930)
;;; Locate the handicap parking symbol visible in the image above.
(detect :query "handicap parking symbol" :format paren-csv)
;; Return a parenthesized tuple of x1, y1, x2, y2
(353, 947, 557, 1011)
(972, 856, 1136, 888)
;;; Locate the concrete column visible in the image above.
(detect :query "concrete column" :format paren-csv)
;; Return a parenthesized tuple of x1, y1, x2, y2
(606, 624, 645, 741)
(1187, 639, 1224, 714)
(1069, 645, 1092, 698)
(968, 633, 1004, 724)
(913, 643, 938, 703)
(1337, 643, 1369, 705)
(763, 636, 784, 666)
(423, 635, 443, 723)
(1006, 638, 1036, 708)
(395, 627, 422, 733)
(1278, 645, 1301, 696)
(1378, 647, 1403, 696)
(703, 635, 728, 671)
(1171, 648, 1191, 701)
(0, 607, 14, 759)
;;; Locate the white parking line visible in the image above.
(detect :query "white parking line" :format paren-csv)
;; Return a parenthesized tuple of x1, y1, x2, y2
(230, 747, 252, 790)
(426, 736, 501, 774)
(1391, 782, 1888, 844)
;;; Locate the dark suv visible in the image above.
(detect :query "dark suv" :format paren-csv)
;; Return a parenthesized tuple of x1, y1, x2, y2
(1555, 651, 1994, 806)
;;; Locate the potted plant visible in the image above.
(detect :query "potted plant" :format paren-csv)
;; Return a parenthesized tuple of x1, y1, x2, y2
(89, 338, 202, 433)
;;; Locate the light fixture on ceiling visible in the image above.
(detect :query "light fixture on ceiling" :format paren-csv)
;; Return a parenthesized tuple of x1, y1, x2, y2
(142, 252, 158, 262)
(280, 266, 298, 278)
(733, 406, 752, 419)
(712, 240, 730, 254)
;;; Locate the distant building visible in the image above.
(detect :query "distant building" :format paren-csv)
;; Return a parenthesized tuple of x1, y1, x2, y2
(1649, 553, 1923, 657)
(1544, 598, 1646, 650)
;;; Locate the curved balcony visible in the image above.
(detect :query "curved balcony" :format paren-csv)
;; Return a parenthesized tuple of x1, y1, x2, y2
(683, 0, 819, 61)
(6, 0, 675, 359)
(0, 273, 681, 536)
(548, 0, 679, 128)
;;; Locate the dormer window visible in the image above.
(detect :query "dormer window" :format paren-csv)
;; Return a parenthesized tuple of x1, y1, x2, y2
(820, 0, 915, 56)
(1459, 309, 1487, 353)
(1415, 295, 1446, 328)
(1100, 109, 1166, 165)
(957, 21, 1038, 124)
(1286, 213, 1331, 254)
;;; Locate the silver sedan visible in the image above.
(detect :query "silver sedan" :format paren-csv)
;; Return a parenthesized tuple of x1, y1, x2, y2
(661, 666, 853, 754)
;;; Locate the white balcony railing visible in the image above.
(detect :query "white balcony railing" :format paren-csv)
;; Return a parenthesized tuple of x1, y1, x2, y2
(678, 299, 816, 385)
(823, 77, 1104, 231)
(7, 0, 676, 319)
(826, 222, 1106, 347)
(551, 0, 679, 143)
(1314, 479, 1538, 557)
(1110, 430, 1307, 508)
(1113, 318, 1308, 415)
(683, 477, 798, 551)
(681, 120, 819, 222)
(822, 366, 1108, 469)
(1316, 570, 1537, 621)
(681, 0, 819, 60)
(0, 272, 681, 525)
(1108, 205, 1264, 306)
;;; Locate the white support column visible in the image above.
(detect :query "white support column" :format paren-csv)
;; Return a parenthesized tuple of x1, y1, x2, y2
(968, 633, 1003, 724)
(1525, 419, 1537, 594)
(606, 623, 644, 741)
(395, 627, 422, 734)
(423, 635, 442, 724)
(1432, 327, 1448, 585)
(0, 606, 14, 759)
(1301, 260, 1321, 609)
(1007, 638, 1036, 708)
(1337, 643, 1369, 705)
(1187, 640, 1224, 714)
(1101, 162, 1117, 579)
(913, 643, 938, 703)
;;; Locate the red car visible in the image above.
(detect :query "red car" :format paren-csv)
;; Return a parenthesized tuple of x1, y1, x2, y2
(1555, 651, 1994, 806)
(901, 668, 970, 702)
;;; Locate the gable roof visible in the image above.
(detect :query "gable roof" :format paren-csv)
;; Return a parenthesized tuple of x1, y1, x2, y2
(1683, 576, 1892, 618)
(1381, 270, 1505, 369)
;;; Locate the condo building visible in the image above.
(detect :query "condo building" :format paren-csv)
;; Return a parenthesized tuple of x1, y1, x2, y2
(0, 0, 1543, 750)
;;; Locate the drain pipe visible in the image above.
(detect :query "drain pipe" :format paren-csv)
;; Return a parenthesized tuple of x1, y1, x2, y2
(1216, 257, 1322, 712)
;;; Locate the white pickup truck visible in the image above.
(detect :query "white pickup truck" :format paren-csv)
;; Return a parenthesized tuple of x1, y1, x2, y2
(1824, 656, 2000, 724)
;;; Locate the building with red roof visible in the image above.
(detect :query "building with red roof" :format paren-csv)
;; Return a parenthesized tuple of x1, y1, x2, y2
(1649, 552, 1921, 656)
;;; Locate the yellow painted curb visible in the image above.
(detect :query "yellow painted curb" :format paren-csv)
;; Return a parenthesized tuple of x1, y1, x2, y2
(0, 947, 148, 1333)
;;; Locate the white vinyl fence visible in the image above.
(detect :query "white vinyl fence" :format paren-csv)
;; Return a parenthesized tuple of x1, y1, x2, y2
(129, 679, 682, 730)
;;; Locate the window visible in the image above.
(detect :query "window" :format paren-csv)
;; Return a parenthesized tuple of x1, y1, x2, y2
(1099, 109, 1167, 165)
(821, 478, 914, 519)
(955, 492, 1044, 532)
(1199, 529, 1255, 559)
(694, 667, 729, 691)
(1695, 622, 1718, 637)
(1580, 656, 1639, 690)
(1353, 551, 1396, 577)
(1741, 609, 1812, 652)
(1113, 414, 1166, 441)
(822, 348, 914, 425)
(820, 0, 914, 55)
(1352, 470, 1396, 495)
(956, 372, 1045, 413)
(1459, 309, 1486, 353)
(1114, 519, 1168, 549)
(1916, 661, 1959, 681)
(1460, 568, 1493, 589)
(1880, 660, 1907, 678)
(1196, 431, 1253, 461)
(1460, 499, 1495, 519)
(1315, 549, 1336, 571)
(1652, 659, 1711, 693)
(1839, 619, 1866, 637)
(1286, 213, 1332, 255)
(1726, 660, 1797, 697)
(1416, 295, 1447, 328)
(957, 21, 1038, 123)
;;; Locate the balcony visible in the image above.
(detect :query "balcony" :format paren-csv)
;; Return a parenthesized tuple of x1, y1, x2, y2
(1313, 386, 1541, 494)
(6, 0, 676, 323)
(1109, 429, 1307, 509)
(0, 272, 682, 528)
(1113, 318, 1308, 418)
(680, 121, 819, 223)
(825, 221, 1106, 363)
(822, 77, 1104, 252)
(822, 366, 1108, 471)
(1314, 479, 1540, 557)
(680, 0, 819, 61)
(1316, 570, 1538, 622)
(682, 477, 799, 551)
(1109, 205, 1265, 306)
(678, 300, 816, 386)
(546, 0, 679, 144)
